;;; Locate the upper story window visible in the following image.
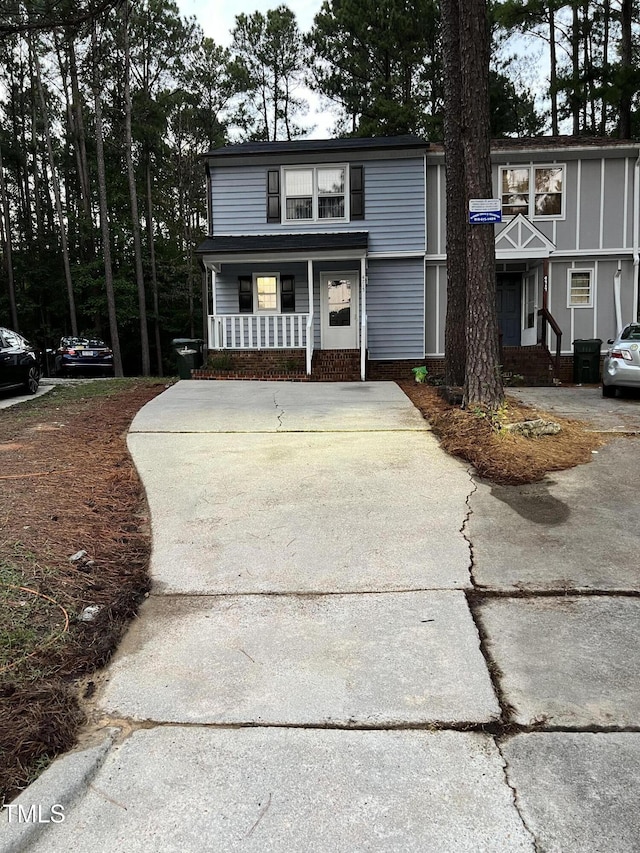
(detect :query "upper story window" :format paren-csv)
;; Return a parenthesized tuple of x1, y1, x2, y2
(284, 166, 346, 222)
(500, 165, 564, 219)
(267, 165, 364, 225)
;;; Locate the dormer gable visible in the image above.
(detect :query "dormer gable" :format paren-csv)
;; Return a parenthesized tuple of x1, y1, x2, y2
(495, 214, 556, 260)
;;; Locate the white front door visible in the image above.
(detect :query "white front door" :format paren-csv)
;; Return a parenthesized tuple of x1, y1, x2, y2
(320, 272, 359, 349)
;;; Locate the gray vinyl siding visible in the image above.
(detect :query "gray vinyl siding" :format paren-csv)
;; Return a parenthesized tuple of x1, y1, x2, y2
(211, 158, 425, 255)
(366, 258, 425, 359)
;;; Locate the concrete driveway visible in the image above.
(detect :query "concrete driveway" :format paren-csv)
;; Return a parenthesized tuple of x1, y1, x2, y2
(3, 380, 639, 853)
(508, 384, 640, 433)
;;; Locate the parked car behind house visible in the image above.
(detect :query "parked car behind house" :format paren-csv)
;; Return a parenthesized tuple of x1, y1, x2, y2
(0, 327, 41, 395)
(54, 337, 114, 377)
(602, 323, 640, 397)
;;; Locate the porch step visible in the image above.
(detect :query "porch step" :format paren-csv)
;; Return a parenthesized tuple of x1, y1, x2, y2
(311, 349, 361, 382)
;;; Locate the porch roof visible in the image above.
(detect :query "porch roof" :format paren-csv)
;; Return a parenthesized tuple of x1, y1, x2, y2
(196, 231, 369, 264)
(197, 232, 369, 258)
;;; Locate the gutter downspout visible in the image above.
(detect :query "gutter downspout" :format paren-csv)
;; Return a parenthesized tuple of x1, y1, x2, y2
(633, 147, 640, 322)
(614, 262, 622, 336)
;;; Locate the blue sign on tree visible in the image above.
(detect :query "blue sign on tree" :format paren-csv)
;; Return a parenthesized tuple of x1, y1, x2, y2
(469, 199, 502, 224)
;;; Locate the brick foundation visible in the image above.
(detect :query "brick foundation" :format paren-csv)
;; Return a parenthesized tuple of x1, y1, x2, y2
(193, 349, 308, 381)
(192, 347, 596, 385)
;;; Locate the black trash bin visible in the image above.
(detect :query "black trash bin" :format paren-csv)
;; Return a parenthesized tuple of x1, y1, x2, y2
(171, 338, 204, 380)
(572, 338, 602, 383)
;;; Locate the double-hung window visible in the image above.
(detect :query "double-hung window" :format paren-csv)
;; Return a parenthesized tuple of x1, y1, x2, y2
(567, 269, 593, 308)
(283, 166, 346, 222)
(500, 165, 564, 219)
(238, 274, 296, 314)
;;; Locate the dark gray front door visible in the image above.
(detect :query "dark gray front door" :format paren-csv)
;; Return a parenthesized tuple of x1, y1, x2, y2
(496, 273, 521, 346)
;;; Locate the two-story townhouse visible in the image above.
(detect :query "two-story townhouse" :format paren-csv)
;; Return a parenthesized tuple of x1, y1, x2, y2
(426, 137, 640, 382)
(197, 135, 640, 383)
(196, 136, 428, 381)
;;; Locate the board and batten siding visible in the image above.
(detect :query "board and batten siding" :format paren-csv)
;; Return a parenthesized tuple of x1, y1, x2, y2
(210, 158, 425, 255)
(366, 258, 425, 359)
(546, 258, 636, 349)
(491, 154, 637, 252)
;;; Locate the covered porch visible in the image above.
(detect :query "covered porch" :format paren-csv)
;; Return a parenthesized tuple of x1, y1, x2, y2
(197, 233, 369, 380)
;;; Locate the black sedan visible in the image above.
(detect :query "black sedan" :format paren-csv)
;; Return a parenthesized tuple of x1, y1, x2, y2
(54, 336, 114, 377)
(0, 327, 41, 395)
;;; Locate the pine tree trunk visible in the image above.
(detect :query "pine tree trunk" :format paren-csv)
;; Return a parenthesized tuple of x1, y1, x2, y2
(145, 162, 163, 376)
(33, 36, 78, 336)
(0, 145, 19, 331)
(619, 0, 632, 138)
(122, 1, 151, 375)
(92, 23, 123, 377)
(459, 0, 503, 410)
(441, 0, 467, 388)
(549, 6, 559, 136)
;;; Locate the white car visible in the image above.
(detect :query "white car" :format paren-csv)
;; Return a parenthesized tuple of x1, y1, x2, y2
(602, 323, 640, 397)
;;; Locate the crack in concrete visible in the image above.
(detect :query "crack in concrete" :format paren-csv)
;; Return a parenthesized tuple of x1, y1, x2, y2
(273, 391, 285, 430)
(494, 737, 542, 853)
(465, 591, 517, 727)
(461, 466, 479, 590)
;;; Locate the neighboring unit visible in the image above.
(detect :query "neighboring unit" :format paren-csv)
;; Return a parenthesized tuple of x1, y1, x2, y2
(197, 136, 640, 383)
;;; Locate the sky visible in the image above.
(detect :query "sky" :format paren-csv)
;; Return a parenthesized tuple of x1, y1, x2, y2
(177, 0, 323, 46)
(176, 0, 331, 137)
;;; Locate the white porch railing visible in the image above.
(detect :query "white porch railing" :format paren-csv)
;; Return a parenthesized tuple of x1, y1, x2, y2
(209, 313, 309, 350)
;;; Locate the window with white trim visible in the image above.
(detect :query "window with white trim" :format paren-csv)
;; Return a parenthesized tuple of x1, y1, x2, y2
(500, 165, 564, 219)
(567, 269, 593, 308)
(238, 274, 296, 314)
(255, 274, 278, 311)
(283, 166, 346, 222)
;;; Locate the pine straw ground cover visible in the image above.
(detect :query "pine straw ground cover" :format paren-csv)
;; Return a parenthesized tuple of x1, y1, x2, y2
(0, 379, 167, 805)
(398, 381, 604, 485)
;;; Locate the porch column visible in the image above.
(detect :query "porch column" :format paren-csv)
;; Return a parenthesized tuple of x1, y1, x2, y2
(210, 267, 217, 349)
(360, 256, 367, 381)
(306, 259, 314, 375)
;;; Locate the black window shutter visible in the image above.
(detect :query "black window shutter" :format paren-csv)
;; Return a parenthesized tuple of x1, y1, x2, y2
(267, 170, 281, 222)
(350, 165, 364, 220)
(281, 276, 295, 313)
(238, 276, 253, 313)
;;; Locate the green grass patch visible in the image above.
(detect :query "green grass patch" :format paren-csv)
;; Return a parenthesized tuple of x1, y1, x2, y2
(0, 561, 70, 684)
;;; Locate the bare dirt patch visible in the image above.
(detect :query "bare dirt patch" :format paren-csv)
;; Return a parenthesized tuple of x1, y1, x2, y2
(399, 381, 604, 484)
(0, 379, 168, 805)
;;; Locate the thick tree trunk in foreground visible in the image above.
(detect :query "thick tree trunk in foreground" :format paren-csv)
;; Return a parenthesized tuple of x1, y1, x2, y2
(459, 0, 503, 409)
(441, 0, 467, 388)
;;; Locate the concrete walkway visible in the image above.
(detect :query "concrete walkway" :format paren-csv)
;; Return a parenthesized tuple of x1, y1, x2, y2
(2, 381, 639, 852)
